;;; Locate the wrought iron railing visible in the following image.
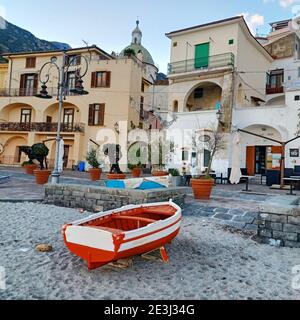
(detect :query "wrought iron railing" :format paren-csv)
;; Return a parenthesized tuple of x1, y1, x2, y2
(0, 122, 85, 133)
(168, 53, 235, 75)
(0, 87, 77, 97)
(266, 85, 284, 95)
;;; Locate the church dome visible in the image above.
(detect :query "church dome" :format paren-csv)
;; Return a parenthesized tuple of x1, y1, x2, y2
(120, 20, 155, 66)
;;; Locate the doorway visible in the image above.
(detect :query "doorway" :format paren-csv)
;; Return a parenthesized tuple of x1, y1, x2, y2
(255, 146, 267, 174)
(63, 145, 70, 168)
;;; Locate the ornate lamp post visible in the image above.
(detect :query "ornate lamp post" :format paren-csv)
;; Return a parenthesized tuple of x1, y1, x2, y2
(35, 52, 89, 184)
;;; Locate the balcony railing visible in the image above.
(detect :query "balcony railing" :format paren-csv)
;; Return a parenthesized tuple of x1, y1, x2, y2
(168, 53, 235, 75)
(266, 85, 284, 95)
(0, 122, 85, 133)
(0, 87, 78, 97)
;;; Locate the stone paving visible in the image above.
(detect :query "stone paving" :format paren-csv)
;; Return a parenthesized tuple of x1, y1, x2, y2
(1, 166, 300, 232)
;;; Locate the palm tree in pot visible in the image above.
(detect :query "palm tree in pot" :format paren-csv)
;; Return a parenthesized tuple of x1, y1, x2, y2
(86, 148, 102, 181)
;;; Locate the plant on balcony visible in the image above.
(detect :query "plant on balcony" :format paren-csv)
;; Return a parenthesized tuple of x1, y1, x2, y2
(86, 148, 102, 181)
(191, 126, 226, 200)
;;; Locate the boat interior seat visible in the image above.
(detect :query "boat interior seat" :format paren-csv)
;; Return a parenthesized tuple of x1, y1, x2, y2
(89, 226, 123, 235)
(112, 215, 156, 224)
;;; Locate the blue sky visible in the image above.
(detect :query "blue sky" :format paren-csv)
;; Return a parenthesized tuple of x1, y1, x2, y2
(0, 0, 298, 72)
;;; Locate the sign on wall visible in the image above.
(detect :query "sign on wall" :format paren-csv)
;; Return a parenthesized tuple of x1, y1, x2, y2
(290, 149, 300, 158)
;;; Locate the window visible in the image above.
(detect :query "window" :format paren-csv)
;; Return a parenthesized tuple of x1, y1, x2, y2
(26, 57, 36, 68)
(91, 71, 111, 88)
(63, 108, 74, 126)
(173, 42, 178, 47)
(140, 96, 144, 120)
(19, 73, 38, 96)
(194, 88, 204, 99)
(204, 150, 211, 167)
(228, 39, 234, 45)
(295, 95, 300, 101)
(88, 104, 105, 126)
(173, 100, 179, 113)
(67, 71, 76, 94)
(66, 55, 81, 66)
(266, 69, 284, 94)
(298, 67, 300, 78)
(182, 150, 189, 161)
(20, 109, 32, 124)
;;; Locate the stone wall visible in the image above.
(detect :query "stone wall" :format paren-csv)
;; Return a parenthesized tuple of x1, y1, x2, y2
(44, 184, 188, 212)
(258, 197, 300, 248)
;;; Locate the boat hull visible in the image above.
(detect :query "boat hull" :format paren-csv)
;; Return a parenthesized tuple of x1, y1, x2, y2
(63, 201, 182, 270)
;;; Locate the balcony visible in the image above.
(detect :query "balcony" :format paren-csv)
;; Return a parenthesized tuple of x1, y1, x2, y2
(0, 87, 78, 97)
(168, 53, 235, 76)
(0, 122, 85, 133)
(266, 85, 284, 95)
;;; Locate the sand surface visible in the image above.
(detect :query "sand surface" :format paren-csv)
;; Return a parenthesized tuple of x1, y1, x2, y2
(0, 202, 300, 300)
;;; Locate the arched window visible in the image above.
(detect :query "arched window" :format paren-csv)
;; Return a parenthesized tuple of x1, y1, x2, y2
(134, 37, 137, 44)
(173, 100, 178, 113)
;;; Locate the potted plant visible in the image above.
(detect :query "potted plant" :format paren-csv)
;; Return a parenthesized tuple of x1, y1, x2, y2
(86, 148, 102, 181)
(22, 161, 37, 175)
(191, 126, 225, 200)
(128, 162, 143, 178)
(34, 169, 51, 185)
(169, 168, 182, 187)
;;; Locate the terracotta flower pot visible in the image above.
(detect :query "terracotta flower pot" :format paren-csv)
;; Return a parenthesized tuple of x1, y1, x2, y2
(131, 168, 142, 178)
(191, 178, 214, 200)
(152, 171, 169, 177)
(106, 174, 127, 180)
(34, 170, 51, 185)
(89, 168, 102, 181)
(24, 164, 38, 175)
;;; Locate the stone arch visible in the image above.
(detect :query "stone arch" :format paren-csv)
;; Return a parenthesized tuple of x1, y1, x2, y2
(183, 81, 223, 112)
(242, 124, 283, 144)
(265, 95, 285, 106)
(1, 135, 28, 164)
(43, 102, 81, 123)
(0, 103, 36, 122)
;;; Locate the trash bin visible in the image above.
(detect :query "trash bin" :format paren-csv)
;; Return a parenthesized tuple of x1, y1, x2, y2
(78, 161, 85, 172)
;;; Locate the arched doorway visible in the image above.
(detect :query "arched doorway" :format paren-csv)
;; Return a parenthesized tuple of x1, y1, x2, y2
(173, 100, 179, 113)
(184, 81, 222, 112)
(1, 136, 28, 164)
(241, 125, 283, 176)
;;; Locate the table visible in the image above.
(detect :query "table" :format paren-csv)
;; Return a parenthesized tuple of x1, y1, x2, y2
(241, 175, 255, 192)
(283, 178, 300, 195)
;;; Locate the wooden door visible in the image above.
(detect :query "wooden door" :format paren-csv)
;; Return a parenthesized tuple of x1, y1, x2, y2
(246, 146, 255, 176)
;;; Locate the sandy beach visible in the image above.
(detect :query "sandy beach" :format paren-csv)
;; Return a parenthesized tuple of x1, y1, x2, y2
(0, 201, 300, 300)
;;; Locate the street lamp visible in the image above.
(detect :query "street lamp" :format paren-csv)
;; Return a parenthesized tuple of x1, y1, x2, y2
(35, 52, 89, 184)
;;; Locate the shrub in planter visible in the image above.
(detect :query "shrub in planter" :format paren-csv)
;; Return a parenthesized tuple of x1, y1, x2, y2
(169, 168, 182, 187)
(86, 148, 102, 181)
(128, 162, 143, 178)
(22, 161, 37, 175)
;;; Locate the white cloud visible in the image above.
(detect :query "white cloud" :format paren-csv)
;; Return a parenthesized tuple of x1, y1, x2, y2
(263, 0, 300, 8)
(241, 13, 265, 34)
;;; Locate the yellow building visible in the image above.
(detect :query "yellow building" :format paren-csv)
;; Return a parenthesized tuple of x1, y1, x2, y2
(0, 45, 154, 168)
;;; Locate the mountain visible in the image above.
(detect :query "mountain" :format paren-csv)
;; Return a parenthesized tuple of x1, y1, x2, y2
(0, 18, 71, 54)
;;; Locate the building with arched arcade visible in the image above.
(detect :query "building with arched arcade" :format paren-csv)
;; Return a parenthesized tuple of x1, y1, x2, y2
(0, 21, 160, 169)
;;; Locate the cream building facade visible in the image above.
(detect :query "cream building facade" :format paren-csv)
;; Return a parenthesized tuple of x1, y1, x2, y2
(0, 45, 155, 169)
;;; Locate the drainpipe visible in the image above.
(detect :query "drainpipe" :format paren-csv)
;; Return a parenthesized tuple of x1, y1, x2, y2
(8, 57, 13, 96)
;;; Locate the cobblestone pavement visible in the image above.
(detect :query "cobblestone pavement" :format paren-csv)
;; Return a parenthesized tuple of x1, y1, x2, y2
(1, 167, 299, 232)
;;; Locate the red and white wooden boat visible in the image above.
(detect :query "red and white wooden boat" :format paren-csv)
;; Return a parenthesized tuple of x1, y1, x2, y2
(62, 200, 182, 270)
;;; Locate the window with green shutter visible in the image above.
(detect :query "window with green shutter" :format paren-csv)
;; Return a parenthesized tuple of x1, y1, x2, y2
(195, 43, 210, 69)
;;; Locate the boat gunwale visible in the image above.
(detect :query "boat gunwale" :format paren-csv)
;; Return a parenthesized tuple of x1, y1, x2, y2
(68, 200, 181, 227)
